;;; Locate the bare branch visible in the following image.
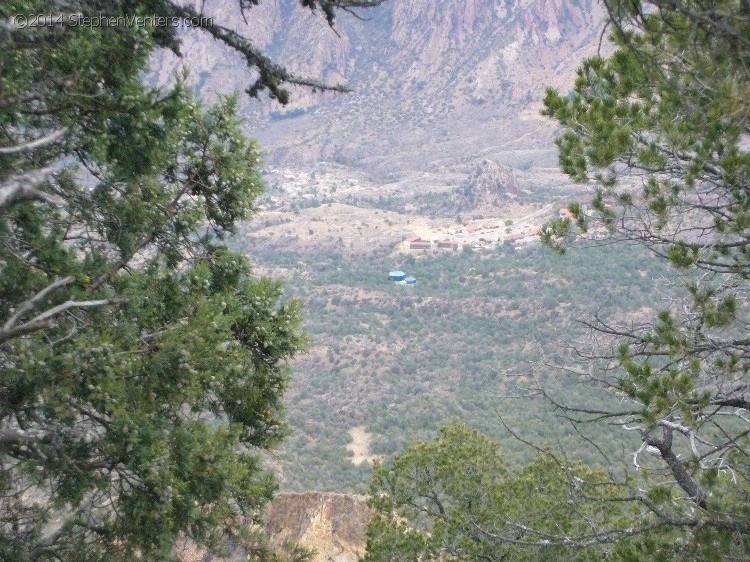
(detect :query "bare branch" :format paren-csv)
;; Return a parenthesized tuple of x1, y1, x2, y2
(0, 168, 64, 210)
(0, 294, 117, 345)
(163, 2, 348, 104)
(2, 276, 74, 332)
(0, 128, 67, 155)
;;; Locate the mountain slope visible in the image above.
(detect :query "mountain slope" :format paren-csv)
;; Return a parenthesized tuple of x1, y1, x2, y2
(153, 0, 606, 174)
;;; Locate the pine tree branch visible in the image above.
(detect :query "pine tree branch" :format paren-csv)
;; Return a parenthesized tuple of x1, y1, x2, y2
(0, 275, 118, 344)
(0, 128, 67, 155)
(644, 426, 708, 509)
(2, 276, 74, 332)
(161, 2, 347, 104)
(0, 168, 64, 210)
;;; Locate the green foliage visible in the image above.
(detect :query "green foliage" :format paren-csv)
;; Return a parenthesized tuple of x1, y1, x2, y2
(365, 424, 636, 561)
(241, 241, 661, 492)
(0, 1, 338, 559)
(541, 0, 750, 267)
(538, 0, 750, 558)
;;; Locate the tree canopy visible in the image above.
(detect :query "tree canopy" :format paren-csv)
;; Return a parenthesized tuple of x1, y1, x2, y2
(364, 424, 641, 562)
(0, 0, 381, 559)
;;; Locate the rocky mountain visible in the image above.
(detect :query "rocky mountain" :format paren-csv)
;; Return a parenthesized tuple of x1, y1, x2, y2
(174, 492, 372, 562)
(153, 0, 607, 176)
(447, 158, 519, 212)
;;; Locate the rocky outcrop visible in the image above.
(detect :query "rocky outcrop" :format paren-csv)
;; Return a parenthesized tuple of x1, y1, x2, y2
(447, 160, 519, 212)
(264, 492, 372, 562)
(173, 492, 372, 562)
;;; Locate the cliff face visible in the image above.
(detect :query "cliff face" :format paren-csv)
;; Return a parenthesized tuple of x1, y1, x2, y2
(153, 0, 606, 174)
(173, 492, 372, 562)
(263, 492, 372, 562)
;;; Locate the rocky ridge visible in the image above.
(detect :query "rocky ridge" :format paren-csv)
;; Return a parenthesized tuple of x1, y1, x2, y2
(447, 159, 519, 212)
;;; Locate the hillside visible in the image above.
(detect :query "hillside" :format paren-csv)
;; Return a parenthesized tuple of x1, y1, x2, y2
(152, 0, 607, 176)
(232, 232, 667, 492)
(445, 159, 520, 213)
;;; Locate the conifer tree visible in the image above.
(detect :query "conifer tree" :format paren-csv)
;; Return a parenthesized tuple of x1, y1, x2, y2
(539, 0, 749, 557)
(0, 1, 381, 559)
